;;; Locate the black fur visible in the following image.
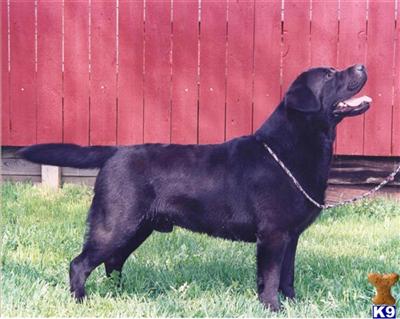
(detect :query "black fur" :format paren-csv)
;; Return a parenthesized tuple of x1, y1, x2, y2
(18, 144, 117, 168)
(20, 65, 369, 311)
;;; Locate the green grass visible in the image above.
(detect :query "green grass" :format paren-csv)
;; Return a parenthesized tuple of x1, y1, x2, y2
(1, 182, 399, 317)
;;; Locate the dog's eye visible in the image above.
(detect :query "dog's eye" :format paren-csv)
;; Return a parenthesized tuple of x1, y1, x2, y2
(325, 71, 334, 79)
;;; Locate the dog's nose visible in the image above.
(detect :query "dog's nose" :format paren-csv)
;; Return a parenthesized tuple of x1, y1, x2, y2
(354, 64, 365, 72)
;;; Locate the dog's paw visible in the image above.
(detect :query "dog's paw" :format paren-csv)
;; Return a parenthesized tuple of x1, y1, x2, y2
(259, 293, 281, 312)
(265, 300, 281, 312)
(279, 286, 296, 299)
(71, 289, 86, 303)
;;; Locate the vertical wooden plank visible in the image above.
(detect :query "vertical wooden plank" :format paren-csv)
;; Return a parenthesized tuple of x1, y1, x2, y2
(9, 0, 36, 145)
(1, 1, 10, 145)
(310, 0, 339, 153)
(310, 0, 338, 67)
(253, 0, 281, 130)
(90, 0, 117, 145)
(393, 15, 400, 156)
(198, 0, 227, 144)
(117, 0, 144, 145)
(225, 0, 254, 140)
(63, 0, 89, 145)
(336, 0, 367, 155)
(143, 0, 171, 144)
(364, 1, 395, 156)
(41, 165, 61, 188)
(282, 0, 311, 94)
(171, 0, 198, 144)
(36, 1, 62, 143)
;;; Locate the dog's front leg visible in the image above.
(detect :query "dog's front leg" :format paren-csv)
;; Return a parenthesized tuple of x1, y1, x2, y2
(278, 234, 299, 299)
(256, 231, 290, 311)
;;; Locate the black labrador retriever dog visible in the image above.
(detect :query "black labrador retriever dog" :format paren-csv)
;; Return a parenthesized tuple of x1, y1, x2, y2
(20, 64, 371, 311)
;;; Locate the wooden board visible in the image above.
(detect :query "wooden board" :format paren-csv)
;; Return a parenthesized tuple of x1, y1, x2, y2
(326, 185, 400, 204)
(171, 1, 198, 144)
(62, 167, 98, 177)
(36, 1, 62, 143)
(117, 0, 144, 145)
(143, 0, 171, 144)
(2, 175, 41, 183)
(225, 0, 254, 140)
(363, 1, 395, 156)
(1, 147, 20, 159)
(41, 165, 61, 188)
(253, 0, 281, 131)
(335, 0, 367, 155)
(3, 146, 398, 188)
(310, 1, 339, 153)
(329, 156, 400, 185)
(282, 0, 311, 94)
(63, 176, 96, 186)
(1, 158, 41, 175)
(9, 1, 36, 145)
(1, 2, 399, 157)
(393, 21, 400, 156)
(1, 1, 10, 145)
(63, 0, 90, 145)
(90, 1, 117, 145)
(310, 1, 338, 67)
(198, 0, 227, 144)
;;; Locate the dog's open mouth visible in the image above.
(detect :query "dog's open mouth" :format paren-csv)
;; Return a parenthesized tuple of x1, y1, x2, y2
(333, 95, 372, 117)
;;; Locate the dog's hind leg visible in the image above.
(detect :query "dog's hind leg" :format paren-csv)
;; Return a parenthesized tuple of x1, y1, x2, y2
(69, 211, 151, 301)
(104, 225, 153, 280)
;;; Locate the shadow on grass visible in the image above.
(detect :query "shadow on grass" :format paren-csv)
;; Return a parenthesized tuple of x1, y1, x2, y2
(3, 234, 396, 310)
(86, 250, 384, 304)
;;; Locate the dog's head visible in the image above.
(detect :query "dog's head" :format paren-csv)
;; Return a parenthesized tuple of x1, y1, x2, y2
(284, 64, 371, 124)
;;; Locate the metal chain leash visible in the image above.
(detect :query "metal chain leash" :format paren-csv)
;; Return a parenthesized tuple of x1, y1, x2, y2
(262, 142, 400, 210)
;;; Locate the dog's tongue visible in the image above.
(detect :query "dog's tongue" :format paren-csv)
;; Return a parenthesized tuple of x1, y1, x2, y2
(338, 95, 372, 107)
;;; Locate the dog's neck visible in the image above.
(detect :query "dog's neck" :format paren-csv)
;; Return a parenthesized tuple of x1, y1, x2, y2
(255, 102, 335, 202)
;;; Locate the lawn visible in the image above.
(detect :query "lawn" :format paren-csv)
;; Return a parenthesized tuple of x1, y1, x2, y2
(1, 182, 399, 317)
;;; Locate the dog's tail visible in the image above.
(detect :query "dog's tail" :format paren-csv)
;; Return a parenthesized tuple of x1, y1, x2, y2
(18, 143, 118, 169)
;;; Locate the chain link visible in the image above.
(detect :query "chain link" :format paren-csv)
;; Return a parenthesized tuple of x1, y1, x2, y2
(262, 142, 400, 210)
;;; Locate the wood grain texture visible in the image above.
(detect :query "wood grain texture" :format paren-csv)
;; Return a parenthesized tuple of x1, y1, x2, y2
(62, 167, 98, 177)
(3, 147, 398, 189)
(336, 0, 367, 155)
(117, 0, 144, 145)
(63, 176, 96, 186)
(63, 0, 90, 145)
(36, 1, 62, 143)
(2, 158, 41, 175)
(143, 0, 171, 143)
(90, 1, 117, 145)
(326, 185, 400, 203)
(310, 0, 338, 67)
(393, 18, 400, 156)
(225, 0, 254, 140)
(2, 175, 41, 183)
(9, 1, 36, 145)
(171, 1, 198, 144)
(253, 0, 281, 131)
(1, 2, 399, 158)
(1, 1, 10, 145)
(41, 165, 61, 188)
(330, 157, 400, 185)
(282, 0, 311, 94)
(198, 0, 227, 144)
(364, 0, 395, 156)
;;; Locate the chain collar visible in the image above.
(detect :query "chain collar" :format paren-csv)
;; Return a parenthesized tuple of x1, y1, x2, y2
(261, 142, 400, 210)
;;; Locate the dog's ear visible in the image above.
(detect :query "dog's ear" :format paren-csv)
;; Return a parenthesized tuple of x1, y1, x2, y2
(284, 85, 320, 113)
